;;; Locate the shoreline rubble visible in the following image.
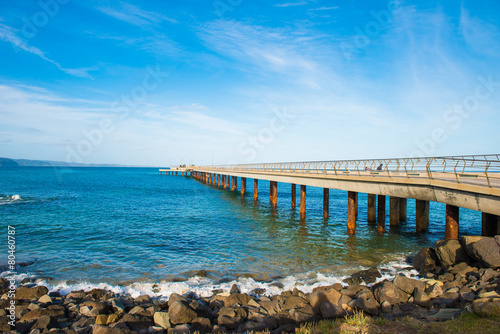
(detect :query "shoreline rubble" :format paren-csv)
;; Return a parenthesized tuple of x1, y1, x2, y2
(2, 234, 500, 334)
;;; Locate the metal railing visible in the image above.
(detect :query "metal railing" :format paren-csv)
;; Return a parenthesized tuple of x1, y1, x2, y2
(194, 154, 500, 188)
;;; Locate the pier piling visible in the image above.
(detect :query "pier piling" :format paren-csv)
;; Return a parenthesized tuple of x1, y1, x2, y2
(482, 213, 500, 236)
(377, 195, 386, 233)
(241, 178, 246, 197)
(390, 197, 400, 227)
(291, 184, 296, 209)
(270, 181, 277, 208)
(347, 191, 357, 234)
(416, 200, 429, 232)
(445, 204, 459, 240)
(254, 179, 258, 202)
(367, 194, 376, 223)
(323, 188, 329, 219)
(300, 185, 306, 219)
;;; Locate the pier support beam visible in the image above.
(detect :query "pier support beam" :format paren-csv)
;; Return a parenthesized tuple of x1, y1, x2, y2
(367, 194, 376, 223)
(445, 204, 459, 240)
(377, 195, 386, 233)
(270, 181, 277, 208)
(223, 175, 227, 190)
(241, 178, 246, 197)
(323, 188, 329, 219)
(390, 197, 400, 227)
(217, 174, 220, 188)
(482, 213, 500, 236)
(291, 184, 296, 209)
(416, 200, 429, 232)
(347, 191, 357, 235)
(399, 198, 407, 222)
(254, 179, 258, 202)
(354, 192, 358, 219)
(300, 185, 306, 220)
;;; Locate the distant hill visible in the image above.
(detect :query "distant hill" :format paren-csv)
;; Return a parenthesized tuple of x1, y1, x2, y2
(0, 157, 139, 167)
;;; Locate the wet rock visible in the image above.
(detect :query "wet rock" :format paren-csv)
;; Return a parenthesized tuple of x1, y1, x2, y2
(67, 292, 86, 300)
(16, 286, 49, 300)
(413, 247, 439, 273)
(109, 298, 126, 313)
(319, 302, 346, 318)
(134, 294, 151, 304)
(373, 281, 410, 305)
(346, 268, 382, 284)
(195, 270, 207, 278)
(81, 301, 111, 315)
(469, 238, 500, 269)
(168, 301, 197, 325)
(435, 240, 469, 267)
(250, 288, 266, 296)
(393, 275, 427, 295)
(229, 284, 240, 294)
(167, 294, 188, 307)
(190, 317, 212, 333)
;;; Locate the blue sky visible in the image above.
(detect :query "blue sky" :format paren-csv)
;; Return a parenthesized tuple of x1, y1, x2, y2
(0, 0, 499, 166)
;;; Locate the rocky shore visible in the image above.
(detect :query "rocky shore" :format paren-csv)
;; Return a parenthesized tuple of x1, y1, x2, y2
(2, 235, 500, 334)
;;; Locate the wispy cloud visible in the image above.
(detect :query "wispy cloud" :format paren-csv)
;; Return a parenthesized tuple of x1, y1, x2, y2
(275, 1, 309, 8)
(97, 3, 177, 26)
(459, 6, 500, 56)
(307, 6, 338, 11)
(0, 23, 97, 78)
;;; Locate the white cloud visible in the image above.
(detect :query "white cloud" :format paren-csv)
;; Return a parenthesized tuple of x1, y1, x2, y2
(0, 23, 98, 78)
(98, 3, 177, 26)
(459, 6, 500, 56)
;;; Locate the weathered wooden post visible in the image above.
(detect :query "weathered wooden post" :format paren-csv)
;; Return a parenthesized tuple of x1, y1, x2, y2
(323, 188, 329, 219)
(377, 195, 386, 233)
(416, 200, 429, 232)
(367, 194, 376, 223)
(445, 205, 459, 240)
(300, 185, 306, 219)
(347, 191, 357, 234)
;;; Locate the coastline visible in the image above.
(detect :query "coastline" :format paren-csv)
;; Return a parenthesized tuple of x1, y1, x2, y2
(2, 236, 500, 333)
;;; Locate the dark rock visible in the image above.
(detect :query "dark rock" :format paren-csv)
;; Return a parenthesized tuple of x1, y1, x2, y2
(134, 295, 151, 304)
(168, 301, 197, 325)
(169, 324, 191, 334)
(195, 270, 207, 278)
(461, 236, 486, 261)
(259, 300, 280, 316)
(242, 316, 278, 332)
(319, 302, 346, 318)
(167, 293, 188, 307)
(272, 310, 295, 326)
(229, 284, 240, 294)
(435, 240, 469, 267)
(413, 248, 438, 273)
(190, 317, 212, 333)
(16, 286, 49, 300)
(373, 281, 409, 305)
(472, 300, 500, 315)
(32, 315, 59, 330)
(470, 237, 500, 269)
(212, 324, 229, 334)
(348, 297, 380, 315)
(271, 324, 297, 334)
(217, 315, 243, 330)
(250, 288, 266, 296)
(289, 307, 316, 323)
(393, 275, 427, 295)
(189, 300, 213, 319)
(92, 325, 134, 334)
(20, 308, 66, 322)
(346, 268, 382, 284)
(224, 293, 251, 307)
(341, 285, 365, 298)
(116, 314, 154, 332)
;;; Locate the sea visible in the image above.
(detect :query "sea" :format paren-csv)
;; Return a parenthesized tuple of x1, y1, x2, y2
(0, 167, 482, 299)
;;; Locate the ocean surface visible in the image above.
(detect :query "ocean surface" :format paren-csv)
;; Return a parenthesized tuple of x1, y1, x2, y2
(0, 167, 482, 298)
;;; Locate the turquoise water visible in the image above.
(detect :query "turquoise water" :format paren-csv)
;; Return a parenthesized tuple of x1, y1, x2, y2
(0, 167, 481, 296)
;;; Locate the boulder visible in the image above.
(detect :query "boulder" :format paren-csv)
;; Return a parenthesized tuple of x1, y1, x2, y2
(241, 316, 277, 332)
(93, 325, 135, 334)
(461, 236, 486, 261)
(472, 300, 500, 316)
(168, 293, 188, 307)
(224, 293, 251, 307)
(283, 296, 309, 310)
(16, 286, 49, 300)
(169, 324, 191, 334)
(217, 315, 243, 330)
(20, 308, 65, 322)
(190, 317, 212, 333)
(393, 275, 426, 295)
(308, 288, 341, 312)
(116, 314, 154, 332)
(414, 289, 432, 309)
(348, 297, 380, 315)
(32, 315, 59, 330)
(154, 311, 171, 329)
(319, 302, 346, 318)
(435, 240, 469, 267)
(425, 283, 443, 299)
(470, 237, 500, 268)
(373, 281, 409, 305)
(109, 298, 126, 313)
(168, 301, 197, 325)
(413, 248, 438, 273)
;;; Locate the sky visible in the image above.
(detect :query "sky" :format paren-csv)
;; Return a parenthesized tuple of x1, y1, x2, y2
(0, 0, 499, 166)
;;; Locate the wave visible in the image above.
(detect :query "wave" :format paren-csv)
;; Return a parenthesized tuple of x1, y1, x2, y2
(17, 254, 418, 300)
(0, 194, 22, 205)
